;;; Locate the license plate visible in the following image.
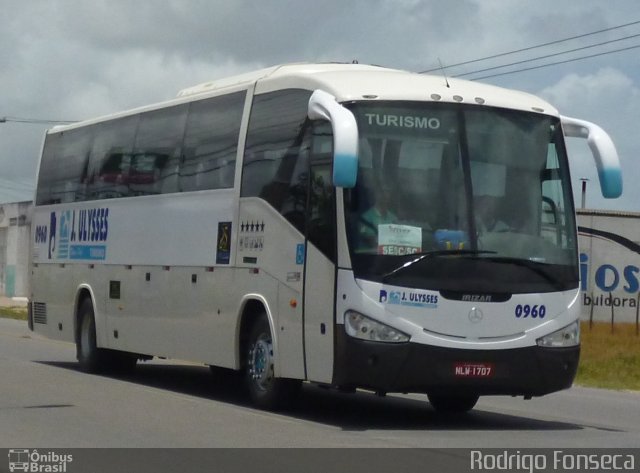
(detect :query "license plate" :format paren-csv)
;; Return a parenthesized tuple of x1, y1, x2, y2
(453, 362, 495, 378)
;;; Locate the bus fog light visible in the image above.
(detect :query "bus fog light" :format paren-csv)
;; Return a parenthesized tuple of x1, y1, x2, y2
(344, 311, 409, 343)
(536, 321, 580, 348)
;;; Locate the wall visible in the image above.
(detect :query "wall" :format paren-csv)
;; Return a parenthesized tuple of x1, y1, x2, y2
(577, 209, 640, 323)
(0, 201, 32, 298)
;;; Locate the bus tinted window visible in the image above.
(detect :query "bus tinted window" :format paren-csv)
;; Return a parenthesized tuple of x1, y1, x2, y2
(36, 127, 93, 205)
(36, 133, 62, 205)
(241, 89, 312, 217)
(307, 160, 336, 261)
(134, 104, 188, 195)
(181, 91, 245, 191)
(86, 114, 139, 200)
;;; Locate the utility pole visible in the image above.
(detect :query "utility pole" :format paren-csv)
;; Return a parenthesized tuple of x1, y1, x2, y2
(580, 178, 589, 209)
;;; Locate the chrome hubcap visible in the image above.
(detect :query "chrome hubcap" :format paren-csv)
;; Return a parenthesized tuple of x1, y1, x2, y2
(248, 333, 273, 391)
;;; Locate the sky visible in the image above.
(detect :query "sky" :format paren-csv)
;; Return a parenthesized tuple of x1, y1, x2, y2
(1, 0, 638, 210)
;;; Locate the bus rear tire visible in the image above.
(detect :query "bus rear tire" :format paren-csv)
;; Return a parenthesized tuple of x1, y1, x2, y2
(245, 316, 300, 410)
(427, 393, 479, 413)
(77, 298, 136, 374)
(77, 299, 105, 373)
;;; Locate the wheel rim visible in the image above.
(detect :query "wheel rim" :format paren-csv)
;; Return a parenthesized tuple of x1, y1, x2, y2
(248, 333, 274, 392)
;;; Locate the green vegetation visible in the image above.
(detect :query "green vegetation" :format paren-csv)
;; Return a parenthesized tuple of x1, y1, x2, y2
(0, 306, 27, 321)
(576, 322, 640, 391)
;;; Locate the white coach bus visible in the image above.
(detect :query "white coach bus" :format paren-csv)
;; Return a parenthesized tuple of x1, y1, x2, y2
(29, 63, 622, 412)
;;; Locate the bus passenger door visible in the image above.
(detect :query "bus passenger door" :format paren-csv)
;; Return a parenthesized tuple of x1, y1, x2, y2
(303, 158, 336, 384)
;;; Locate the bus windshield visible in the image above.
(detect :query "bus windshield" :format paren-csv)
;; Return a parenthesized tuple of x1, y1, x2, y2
(344, 102, 578, 294)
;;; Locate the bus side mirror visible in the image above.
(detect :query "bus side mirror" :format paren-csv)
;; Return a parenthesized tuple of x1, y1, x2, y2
(308, 89, 359, 188)
(561, 115, 622, 198)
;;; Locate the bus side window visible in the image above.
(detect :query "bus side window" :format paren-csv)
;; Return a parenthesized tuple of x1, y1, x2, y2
(241, 89, 313, 233)
(541, 140, 571, 247)
(36, 133, 62, 205)
(307, 162, 336, 262)
(133, 104, 188, 196)
(36, 128, 93, 205)
(181, 91, 245, 192)
(86, 115, 139, 200)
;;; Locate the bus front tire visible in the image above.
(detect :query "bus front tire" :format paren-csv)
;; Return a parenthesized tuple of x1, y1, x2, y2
(245, 316, 299, 410)
(427, 393, 479, 413)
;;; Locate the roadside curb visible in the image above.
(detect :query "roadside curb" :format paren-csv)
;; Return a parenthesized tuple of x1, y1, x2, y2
(0, 296, 28, 308)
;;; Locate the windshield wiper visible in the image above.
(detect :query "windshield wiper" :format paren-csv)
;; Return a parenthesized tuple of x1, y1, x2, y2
(475, 256, 565, 290)
(381, 249, 497, 282)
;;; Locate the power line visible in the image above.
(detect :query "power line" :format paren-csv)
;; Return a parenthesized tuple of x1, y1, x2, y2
(469, 43, 640, 81)
(420, 19, 640, 73)
(0, 183, 34, 192)
(0, 116, 77, 125)
(454, 32, 640, 78)
(0, 177, 34, 188)
(0, 178, 34, 193)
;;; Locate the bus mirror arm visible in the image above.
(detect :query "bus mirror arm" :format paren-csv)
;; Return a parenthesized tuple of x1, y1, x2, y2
(560, 115, 622, 199)
(308, 90, 359, 188)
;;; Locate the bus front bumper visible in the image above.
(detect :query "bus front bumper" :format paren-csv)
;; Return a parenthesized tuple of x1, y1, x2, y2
(333, 330, 579, 397)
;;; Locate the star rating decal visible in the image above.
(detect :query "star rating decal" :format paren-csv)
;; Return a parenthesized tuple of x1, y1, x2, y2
(240, 221, 266, 233)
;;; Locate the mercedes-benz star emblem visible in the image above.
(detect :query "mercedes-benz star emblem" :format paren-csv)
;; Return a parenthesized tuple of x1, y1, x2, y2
(468, 307, 484, 323)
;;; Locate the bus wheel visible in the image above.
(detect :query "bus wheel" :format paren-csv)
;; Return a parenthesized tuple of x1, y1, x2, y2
(77, 298, 104, 373)
(427, 393, 479, 413)
(245, 316, 299, 410)
(77, 299, 137, 374)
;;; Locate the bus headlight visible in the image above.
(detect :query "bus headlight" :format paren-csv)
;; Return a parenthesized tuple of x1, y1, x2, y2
(536, 321, 580, 348)
(344, 311, 410, 343)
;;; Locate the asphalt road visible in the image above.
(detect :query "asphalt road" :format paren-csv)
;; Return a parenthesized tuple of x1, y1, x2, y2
(1, 318, 639, 449)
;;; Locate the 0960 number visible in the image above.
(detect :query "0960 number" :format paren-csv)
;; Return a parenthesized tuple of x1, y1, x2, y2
(515, 304, 546, 319)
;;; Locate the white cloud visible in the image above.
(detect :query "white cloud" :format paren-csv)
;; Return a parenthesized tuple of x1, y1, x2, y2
(539, 67, 636, 116)
(0, 0, 638, 209)
(539, 68, 640, 210)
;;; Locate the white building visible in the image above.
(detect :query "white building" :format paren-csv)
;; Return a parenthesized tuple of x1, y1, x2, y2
(0, 201, 32, 297)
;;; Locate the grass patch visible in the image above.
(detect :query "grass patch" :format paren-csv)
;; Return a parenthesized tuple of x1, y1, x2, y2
(576, 322, 640, 391)
(0, 306, 27, 321)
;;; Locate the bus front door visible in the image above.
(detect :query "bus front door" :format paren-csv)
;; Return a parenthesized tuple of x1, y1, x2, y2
(302, 161, 336, 384)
